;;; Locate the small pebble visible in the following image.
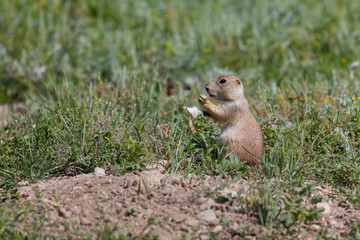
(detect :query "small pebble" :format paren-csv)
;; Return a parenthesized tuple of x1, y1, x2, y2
(187, 218, 199, 227)
(312, 224, 321, 230)
(197, 209, 217, 223)
(212, 225, 223, 233)
(316, 202, 331, 215)
(199, 198, 215, 211)
(94, 167, 106, 176)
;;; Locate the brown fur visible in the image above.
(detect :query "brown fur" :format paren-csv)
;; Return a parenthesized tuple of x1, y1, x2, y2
(198, 74, 263, 167)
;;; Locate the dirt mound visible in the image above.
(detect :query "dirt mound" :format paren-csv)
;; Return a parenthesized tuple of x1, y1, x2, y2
(17, 169, 359, 239)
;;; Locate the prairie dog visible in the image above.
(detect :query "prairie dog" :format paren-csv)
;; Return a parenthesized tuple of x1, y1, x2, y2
(198, 74, 263, 167)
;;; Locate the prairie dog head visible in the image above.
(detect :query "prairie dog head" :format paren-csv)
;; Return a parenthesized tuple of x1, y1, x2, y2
(205, 74, 244, 101)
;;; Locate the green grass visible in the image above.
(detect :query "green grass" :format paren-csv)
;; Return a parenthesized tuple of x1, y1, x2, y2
(1, 0, 360, 238)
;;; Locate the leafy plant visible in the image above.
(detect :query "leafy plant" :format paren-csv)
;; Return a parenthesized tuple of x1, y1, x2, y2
(280, 193, 323, 227)
(246, 184, 322, 230)
(347, 220, 360, 240)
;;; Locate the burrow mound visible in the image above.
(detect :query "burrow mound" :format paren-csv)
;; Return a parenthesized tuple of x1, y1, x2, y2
(16, 170, 359, 239)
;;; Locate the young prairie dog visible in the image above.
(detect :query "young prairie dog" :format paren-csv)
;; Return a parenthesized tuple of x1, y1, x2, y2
(198, 74, 263, 167)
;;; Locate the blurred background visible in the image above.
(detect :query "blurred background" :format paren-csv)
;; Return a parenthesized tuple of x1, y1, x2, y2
(1, 0, 359, 103)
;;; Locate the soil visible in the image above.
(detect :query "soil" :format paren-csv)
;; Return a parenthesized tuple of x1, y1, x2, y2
(0, 104, 8, 127)
(16, 165, 360, 239)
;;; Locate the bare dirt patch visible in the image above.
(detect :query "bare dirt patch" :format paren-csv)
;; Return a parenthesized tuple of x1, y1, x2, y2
(0, 104, 9, 127)
(15, 168, 360, 239)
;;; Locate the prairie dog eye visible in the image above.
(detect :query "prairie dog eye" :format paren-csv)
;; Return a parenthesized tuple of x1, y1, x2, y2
(219, 79, 227, 84)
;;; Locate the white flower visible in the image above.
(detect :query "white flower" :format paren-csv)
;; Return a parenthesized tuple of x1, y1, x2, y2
(334, 127, 352, 153)
(34, 66, 46, 78)
(349, 61, 360, 80)
(349, 61, 360, 68)
(32, 124, 36, 129)
(184, 106, 201, 117)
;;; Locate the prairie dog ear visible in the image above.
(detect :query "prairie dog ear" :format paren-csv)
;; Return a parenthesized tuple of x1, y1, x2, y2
(236, 79, 241, 85)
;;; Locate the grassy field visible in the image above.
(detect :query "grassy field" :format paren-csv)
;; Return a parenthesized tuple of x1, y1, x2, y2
(1, 0, 360, 238)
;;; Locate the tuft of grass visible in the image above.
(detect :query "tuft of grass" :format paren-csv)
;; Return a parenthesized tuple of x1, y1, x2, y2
(347, 220, 360, 240)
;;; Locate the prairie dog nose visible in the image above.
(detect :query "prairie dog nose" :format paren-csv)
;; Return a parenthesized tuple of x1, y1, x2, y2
(205, 83, 209, 91)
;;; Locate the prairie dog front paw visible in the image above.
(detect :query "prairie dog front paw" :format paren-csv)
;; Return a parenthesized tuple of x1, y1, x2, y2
(198, 94, 208, 105)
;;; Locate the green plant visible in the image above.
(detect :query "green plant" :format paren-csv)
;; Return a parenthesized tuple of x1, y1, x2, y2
(246, 184, 322, 230)
(347, 220, 360, 240)
(247, 183, 282, 227)
(279, 193, 323, 227)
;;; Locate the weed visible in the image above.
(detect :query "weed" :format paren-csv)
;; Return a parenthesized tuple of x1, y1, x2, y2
(246, 183, 282, 227)
(246, 183, 322, 233)
(280, 193, 323, 227)
(347, 220, 360, 240)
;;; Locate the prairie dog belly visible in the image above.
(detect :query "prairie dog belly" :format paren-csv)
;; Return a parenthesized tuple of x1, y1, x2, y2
(218, 123, 244, 145)
(219, 122, 261, 161)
